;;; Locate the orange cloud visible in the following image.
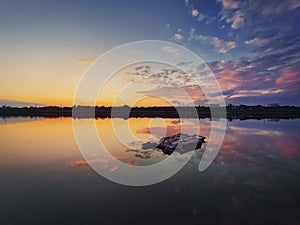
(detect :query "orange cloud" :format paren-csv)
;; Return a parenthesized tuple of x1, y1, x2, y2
(78, 58, 93, 65)
(70, 158, 109, 167)
(110, 166, 118, 172)
(192, 9, 199, 17)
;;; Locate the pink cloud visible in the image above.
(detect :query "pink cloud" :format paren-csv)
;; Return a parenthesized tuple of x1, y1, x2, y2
(289, 0, 300, 9)
(276, 68, 299, 85)
(276, 136, 300, 156)
(231, 10, 245, 29)
(211, 37, 236, 53)
(245, 37, 269, 45)
(212, 61, 242, 91)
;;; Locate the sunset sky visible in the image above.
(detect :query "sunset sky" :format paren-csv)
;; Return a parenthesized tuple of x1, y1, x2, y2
(0, 0, 299, 106)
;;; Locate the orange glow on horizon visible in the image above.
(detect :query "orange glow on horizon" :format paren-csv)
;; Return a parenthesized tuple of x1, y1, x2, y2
(133, 97, 172, 107)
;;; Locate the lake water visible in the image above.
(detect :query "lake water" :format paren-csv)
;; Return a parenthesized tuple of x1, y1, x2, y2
(0, 117, 299, 225)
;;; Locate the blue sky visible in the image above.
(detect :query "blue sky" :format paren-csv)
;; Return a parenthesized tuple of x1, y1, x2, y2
(0, 0, 299, 106)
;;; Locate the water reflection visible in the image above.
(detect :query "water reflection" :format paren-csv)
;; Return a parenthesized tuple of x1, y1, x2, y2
(90, 118, 300, 168)
(0, 118, 299, 225)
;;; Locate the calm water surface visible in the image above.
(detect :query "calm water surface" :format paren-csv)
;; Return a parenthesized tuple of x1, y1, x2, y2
(0, 117, 299, 225)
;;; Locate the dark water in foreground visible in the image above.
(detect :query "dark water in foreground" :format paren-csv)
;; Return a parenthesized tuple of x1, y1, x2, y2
(0, 118, 299, 225)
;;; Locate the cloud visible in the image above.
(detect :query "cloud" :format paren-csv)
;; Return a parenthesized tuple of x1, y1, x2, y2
(168, 1, 299, 105)
(69, 158, 109, 167)
(125, 64, 193, 91)
(222, 8, 245, 30)
(252, 34, 300, 56)
(230, 10, 245, 29)
(0, 99, 46, 107)
(173, 33, 183, 41)
(259, 0, 300, 16)
(78, 58, 93, 65)
(197, 13, 206, 22)
(204, 16, 217, 24)
(162, 46, 179, 53)
(228, 89, 284, 99)
(276, 68, 300, 85)
(245, 37, 269, 46)
(218, 0, 240, 9)
(189, 29, 236, 53)
(135, 65, 151, 71)
(176, 61, 194, 67)
(138, 84, 206, 106)
(206, 32, 300, 104)
(135, 55, 299, 105)
(276, 135, 300, 156)
(192, 9, 199, 17)
(207, 47, 300, 104)
(110, 166, 118, 172)
(289, 0, 300, 9)
(211, 37, 236, 53)
(127, 30, 300, 105)
(218, 0, 300, 31)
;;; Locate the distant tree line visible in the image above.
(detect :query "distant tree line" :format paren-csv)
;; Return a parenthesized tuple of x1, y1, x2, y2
(0, 104, 300, 120)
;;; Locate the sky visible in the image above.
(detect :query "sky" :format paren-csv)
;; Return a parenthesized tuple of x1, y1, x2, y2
(0, 0, 299, 106)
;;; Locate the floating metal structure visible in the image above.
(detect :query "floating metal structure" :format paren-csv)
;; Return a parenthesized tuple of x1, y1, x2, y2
(156, 133, 206, 155)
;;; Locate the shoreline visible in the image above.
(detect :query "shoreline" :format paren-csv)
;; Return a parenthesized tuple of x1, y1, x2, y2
(1, 105, 300, 120)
